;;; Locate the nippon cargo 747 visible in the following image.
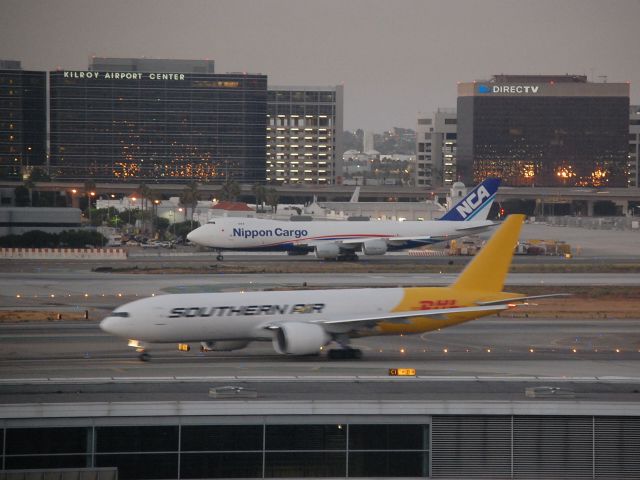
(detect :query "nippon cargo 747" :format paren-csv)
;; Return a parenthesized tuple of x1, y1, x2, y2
(186, 178, 500, 260)
(100, 214, 563, 360)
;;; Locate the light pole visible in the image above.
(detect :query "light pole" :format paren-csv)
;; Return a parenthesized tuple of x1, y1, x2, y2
(153, 199, 160, 238)
(88, 191, 95, 225)
(130, 197, 137, 232)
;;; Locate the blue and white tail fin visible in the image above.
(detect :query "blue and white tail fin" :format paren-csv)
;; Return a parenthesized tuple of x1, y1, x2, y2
(439, 178, 500, 222)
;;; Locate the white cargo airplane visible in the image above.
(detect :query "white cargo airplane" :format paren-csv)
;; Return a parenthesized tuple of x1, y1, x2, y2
(186, 178, 501, 260)
(101, 214, 562, 361)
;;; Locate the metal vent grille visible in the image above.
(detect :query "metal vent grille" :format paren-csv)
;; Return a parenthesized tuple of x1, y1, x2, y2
(595, 416, 640, 478)
(432, 415, 512, 478)
(513, 416, 593, 479)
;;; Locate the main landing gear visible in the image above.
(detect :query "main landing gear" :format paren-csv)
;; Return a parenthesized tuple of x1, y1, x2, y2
(337, 253, 359, 262)
(327, 348, 363, 360)
(327, 335, 363, 359)
(216, 253, 224, 261)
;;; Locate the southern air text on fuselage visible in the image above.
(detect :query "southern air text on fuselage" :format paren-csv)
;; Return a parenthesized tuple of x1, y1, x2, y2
(169, 303, 325, 318)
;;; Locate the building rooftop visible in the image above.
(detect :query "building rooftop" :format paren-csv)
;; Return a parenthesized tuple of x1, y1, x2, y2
(491, 74, 588, 83)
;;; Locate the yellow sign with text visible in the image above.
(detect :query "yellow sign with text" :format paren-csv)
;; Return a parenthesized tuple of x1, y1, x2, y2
(388, 368, 416, 377)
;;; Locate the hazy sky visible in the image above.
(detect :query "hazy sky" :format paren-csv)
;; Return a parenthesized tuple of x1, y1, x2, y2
(2, 0, 639, 131)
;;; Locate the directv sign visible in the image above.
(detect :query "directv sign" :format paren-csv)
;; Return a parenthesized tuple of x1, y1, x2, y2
(477, 84, 540, 94)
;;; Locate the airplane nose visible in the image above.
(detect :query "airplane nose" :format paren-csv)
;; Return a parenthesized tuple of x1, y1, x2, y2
(186, 226, 204, 245)
(100, 317, 124, 335)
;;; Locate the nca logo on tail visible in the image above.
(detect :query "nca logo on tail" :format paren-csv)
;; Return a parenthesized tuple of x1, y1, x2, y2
(455, 185, 491, 219)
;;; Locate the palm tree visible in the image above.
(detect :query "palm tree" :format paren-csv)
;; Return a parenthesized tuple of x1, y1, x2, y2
(265, 187, 280, 213)
(84, 179, 97, 224)
(23, 178, 35, 207)
(220, 180, 241, 202)
(137, 183, 152, 233)
(252, 184, 267, 212)
(179, 182, 199, 229)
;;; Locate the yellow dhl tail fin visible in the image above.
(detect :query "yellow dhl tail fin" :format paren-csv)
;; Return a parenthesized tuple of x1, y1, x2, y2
(451, 214, 525, 293)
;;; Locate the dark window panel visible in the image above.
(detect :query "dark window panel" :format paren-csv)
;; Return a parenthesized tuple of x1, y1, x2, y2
(5, 455, 89, 470)
(348, 451, 428, 477)
(6, 427, 88, 455)
(349, 424, 428, 451)
(265, 452, 346, 478)
(96, 453, 178, 480)
(180, 452, 263, 478)
(96, 426, 178, 453)
(266, 424, 346, 451)
(181, 425, 263, 451)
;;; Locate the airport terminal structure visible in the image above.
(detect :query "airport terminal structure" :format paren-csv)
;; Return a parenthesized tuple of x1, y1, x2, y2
(2, 381, 640, 479)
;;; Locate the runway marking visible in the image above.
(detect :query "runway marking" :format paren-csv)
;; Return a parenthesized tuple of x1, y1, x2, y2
(2, 375, 640, 385)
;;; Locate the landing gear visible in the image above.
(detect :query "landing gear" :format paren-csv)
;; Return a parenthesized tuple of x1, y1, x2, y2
(328, 348, 363, 360)
(216, 252, 224, 261)
(138, 351, 151, 362)
(337, 252, 359, 262)
(327, 334, 363, 359)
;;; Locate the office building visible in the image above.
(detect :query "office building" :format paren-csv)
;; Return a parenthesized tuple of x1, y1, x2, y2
(630, 105, 640, 188)
(0, 61, 47, 180)
(416, 109, 457, 188)
(49, 58, 267, 182)
(457, 75, 629, 187)
(89, 57, 215, 74)
(266, 85, 343, 184)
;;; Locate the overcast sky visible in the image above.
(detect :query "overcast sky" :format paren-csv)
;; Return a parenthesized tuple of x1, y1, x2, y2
(2, 0, 639, 131)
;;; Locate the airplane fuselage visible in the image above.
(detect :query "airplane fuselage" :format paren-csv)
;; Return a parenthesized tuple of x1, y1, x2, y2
(187, 217, 493, 251)
(100, 286, 514, 343)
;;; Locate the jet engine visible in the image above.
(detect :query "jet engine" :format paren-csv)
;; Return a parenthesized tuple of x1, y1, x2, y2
(272, 322, 330, 355)
(362, 238, 388, 255)
(314, 243, 341, 259)
(200, 340, 250, 352)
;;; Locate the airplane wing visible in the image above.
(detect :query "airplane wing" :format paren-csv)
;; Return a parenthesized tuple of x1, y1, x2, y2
(263, 304, 510, 332)
(326, 225, 497, 248)
(321, 304, 509, 326)
(476, 293, 571, 306)
(452, 223, 497, 233)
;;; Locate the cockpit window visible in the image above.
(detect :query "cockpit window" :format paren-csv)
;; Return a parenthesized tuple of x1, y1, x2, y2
(111, 311, 130, 318)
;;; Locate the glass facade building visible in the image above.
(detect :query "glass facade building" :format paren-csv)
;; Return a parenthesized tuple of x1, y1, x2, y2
(266, 85, 344, 184)
(0, 64, 47, 180)
(49, 70, 267, 182)
(1, 423, 430, 479)
(630, 105, 640, 188)
(457, 75, 630, 187)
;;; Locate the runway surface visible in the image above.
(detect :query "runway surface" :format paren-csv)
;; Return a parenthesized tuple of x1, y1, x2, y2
(1, 316, 640, 406)
(2, 253, 640, 406)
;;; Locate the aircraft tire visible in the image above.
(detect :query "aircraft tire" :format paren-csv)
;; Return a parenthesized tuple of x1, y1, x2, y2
(328, 348, 362, 360)
(139, 352, 151, 362)
(216, 254, 223, 261)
